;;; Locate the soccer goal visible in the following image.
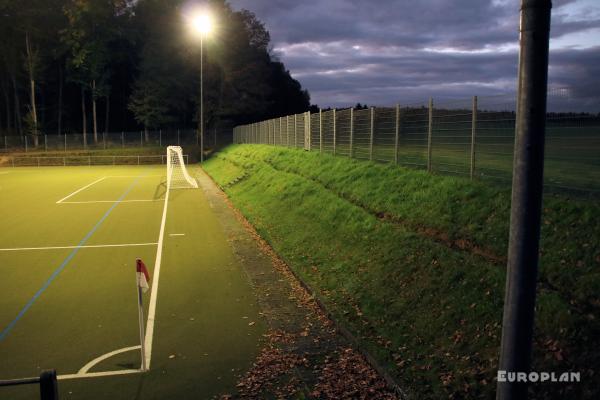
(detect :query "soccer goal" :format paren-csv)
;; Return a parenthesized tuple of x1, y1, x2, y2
(167, 146, 198, 189)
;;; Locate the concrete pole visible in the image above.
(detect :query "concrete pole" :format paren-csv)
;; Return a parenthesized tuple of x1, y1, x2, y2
(394, 104, 400, 165)
(427, 98, 433, 172)
(369, 107, 374, 161)
(349, 107, 354, 158)
(319, 109, 323, 154)
(332, 108, 337, 156)
(470, 96, 478, 179)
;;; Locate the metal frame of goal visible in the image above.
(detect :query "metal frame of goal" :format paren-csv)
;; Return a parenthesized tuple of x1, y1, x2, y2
(167, 146, 198, 189)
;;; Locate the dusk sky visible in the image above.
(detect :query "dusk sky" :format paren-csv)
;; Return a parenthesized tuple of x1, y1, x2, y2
(228, 0, 600, 110)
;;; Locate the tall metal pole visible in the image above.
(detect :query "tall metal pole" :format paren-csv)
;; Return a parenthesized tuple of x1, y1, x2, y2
(199, 35, 204, 162)
(496, 1, 552, 399)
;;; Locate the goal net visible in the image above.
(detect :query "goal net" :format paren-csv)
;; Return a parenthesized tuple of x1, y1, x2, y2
(167, 146, 198, 189)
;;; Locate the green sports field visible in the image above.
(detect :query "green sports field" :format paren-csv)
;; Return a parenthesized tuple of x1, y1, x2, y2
(0, 165, 266, 399)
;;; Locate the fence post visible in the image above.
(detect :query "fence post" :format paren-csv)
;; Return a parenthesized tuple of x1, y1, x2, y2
(319, 109, 323, 154)
(333, 108, 337, 156)
(470, 96, 478, 180)
(427, 97, 433, 172)
(140, 131, 143, 147)
(279, 117, 283, 146)
(45, 134, 47, 152)
(177, 129, 180, 145)
(4, 136, 7, 150)
(306, 111, 311, 150)
(25, 136, 28, 153)
(369, 107, 374, 161)
(64, 134, 67, 152)
(285, 115, 290, 147)
(37, 157, 40, 167)
(294, 114, 298, 147)
(103, 132, 106, 149)
(137, 155, 140, 165)
(395, 104, 400, 165)
(349, 107, 354, 158)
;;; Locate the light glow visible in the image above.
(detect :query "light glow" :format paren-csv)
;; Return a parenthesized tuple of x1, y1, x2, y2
(191, 13, 213, 36)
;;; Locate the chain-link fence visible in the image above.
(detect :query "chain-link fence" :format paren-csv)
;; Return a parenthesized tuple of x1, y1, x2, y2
(0, 129, 198, 153)
(233, 92, 600, 196)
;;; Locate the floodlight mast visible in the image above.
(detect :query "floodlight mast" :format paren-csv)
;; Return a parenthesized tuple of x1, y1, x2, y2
(190, 13, 213, 162)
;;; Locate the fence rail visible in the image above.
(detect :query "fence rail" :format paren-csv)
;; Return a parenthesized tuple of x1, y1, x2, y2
(0, 154, 189, 168)
(233, 93, 600, 196)
(0, 130, 198, 153)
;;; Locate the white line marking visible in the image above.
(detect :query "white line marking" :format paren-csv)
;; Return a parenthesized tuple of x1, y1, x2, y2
(78, 346, 141, 374)
(58, 369, 142, 380)
(0, 243, 158, 252)
(60, 199, 160, 204)
(106, 175, 163, 178)
(144, 177, 171, 369)
(56, 177, 106, 204)
(169, 233, 185, 237)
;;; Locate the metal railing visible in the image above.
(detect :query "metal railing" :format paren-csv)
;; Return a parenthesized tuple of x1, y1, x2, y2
(0, 129, 198, 153)
(0, 154, 189, 167)
(0, 370, 59, 400)
(233, 92, 600, 195)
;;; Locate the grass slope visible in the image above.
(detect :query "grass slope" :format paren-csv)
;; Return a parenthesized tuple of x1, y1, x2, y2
(203, 144, 600, 399)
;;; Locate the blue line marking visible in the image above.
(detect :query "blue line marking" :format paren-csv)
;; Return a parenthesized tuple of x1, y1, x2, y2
(0, 172, 148, 342)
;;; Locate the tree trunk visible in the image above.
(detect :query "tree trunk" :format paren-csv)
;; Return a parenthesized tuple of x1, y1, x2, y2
(57, 63, 63, 135)
(92, 80, 98, 143)
(104, 94, 110, 134)
(1, 77, 10, 133)
(81, 86, 87, 148)
(11, 73, 22, 136)
(25, 31, 38, 146)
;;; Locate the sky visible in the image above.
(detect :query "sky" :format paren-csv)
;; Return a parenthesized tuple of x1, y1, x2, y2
(227, 0, 600, 111)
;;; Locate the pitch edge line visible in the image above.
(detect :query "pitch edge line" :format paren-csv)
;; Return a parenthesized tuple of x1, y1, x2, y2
(58, 369, 142, 381)
(56, 177, 107, 204)
(60, 199, 160, 204)
(144, 177, 170, 369)
(78, 345, 141, 375)
(0, 243, 158, 252)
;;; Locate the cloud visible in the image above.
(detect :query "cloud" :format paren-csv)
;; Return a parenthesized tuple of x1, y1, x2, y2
(228, 0, 600, 111)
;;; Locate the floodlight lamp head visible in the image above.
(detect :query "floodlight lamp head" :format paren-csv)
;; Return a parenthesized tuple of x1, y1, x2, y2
(192, 13, 212, 36)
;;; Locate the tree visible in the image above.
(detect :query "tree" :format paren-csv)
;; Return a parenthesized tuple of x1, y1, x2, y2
(62, 0, 125, 144)
(128, 80, 171, 136)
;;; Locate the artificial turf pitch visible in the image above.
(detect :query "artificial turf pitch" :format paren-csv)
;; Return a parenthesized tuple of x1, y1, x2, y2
(0, 165, 266, 399)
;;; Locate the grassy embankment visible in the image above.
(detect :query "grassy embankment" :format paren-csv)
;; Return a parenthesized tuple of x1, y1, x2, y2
(203, 144, 599, 399)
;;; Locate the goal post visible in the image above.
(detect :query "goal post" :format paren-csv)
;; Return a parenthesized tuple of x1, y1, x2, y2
(167, 146, 198, 189)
